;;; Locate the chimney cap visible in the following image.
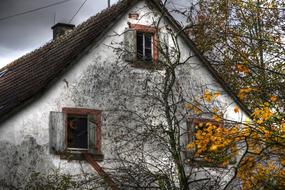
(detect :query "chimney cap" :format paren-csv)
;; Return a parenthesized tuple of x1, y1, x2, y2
(51, 23, 75, 40)
(51, 23, 75, 29)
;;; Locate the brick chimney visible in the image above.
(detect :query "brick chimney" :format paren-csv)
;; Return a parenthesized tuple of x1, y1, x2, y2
(51, 23, 75, 40)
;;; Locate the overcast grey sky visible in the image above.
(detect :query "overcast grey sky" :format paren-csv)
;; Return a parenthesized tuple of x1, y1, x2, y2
(0, 0, 191, 69)
(0, 0, 121, 68)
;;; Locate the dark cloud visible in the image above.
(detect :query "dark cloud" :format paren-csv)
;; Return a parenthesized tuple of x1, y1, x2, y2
(0, 0, 117, 68)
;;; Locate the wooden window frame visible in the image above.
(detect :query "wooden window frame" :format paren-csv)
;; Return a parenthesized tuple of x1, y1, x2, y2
(129, 24, 158, 64)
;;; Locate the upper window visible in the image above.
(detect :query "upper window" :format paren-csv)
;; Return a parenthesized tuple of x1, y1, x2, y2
(49, 108, 103, 160)
(137, 32, 153, 61)
(124, 24, 169, 67)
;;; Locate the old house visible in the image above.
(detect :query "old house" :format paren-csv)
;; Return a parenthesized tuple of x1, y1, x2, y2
(0, 0, 250, 189)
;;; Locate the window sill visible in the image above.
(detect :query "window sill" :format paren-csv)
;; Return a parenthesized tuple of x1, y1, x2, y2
(129, 61, 164, 70)
(59, 150, 104, 161)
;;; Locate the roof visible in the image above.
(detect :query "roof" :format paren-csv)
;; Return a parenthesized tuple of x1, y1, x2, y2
(0, 0, 137, 121)
(0, 0, 251, 122)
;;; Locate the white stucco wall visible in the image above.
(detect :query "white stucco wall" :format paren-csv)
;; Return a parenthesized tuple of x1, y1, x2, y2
(0, 0, 250, 188)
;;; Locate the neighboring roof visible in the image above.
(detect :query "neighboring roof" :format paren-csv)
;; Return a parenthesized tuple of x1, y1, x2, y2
(0, 0, 251, 122)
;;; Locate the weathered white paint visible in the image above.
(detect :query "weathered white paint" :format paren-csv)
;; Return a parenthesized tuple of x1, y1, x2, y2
(0, 0, 250, 188)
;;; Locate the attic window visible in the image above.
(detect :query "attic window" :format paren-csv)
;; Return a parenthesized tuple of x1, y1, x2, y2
(124, 24, 170, 67)
(137, 32, 153, 61)
(124, 24, 162, 65)
(49, 108, 103, 161)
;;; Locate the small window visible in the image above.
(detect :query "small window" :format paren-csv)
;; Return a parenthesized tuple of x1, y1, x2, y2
(49, 108, 103, 161)
(137, 32, 153, 61)
(124, 24, 166, 67)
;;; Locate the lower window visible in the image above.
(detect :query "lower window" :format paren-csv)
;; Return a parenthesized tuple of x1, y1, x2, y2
(49, 108, 103, 161)
(67, 114, 88, 150)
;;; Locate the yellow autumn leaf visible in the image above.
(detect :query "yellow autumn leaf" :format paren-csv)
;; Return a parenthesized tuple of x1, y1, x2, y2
(236, 64, 250, 74)
(234, 106, 239, 113)
(187, 143, 195, 150)
(281, 123, 285, 134)
(203, 89, 213, 103)
(245, 117, 251, 124)
(202, 90, 221, 103)
(238, 93, 246, 100)
(270, 96, 277, 102)
(281, 159, 285, 166)
(210, 144, 218, 151)
(193, 106, 202, 114)
(212, 107, 219, 113)
(213, 91, 221, 98)
(212, 114, 221, 122)
(184, 103, 193, 109)
(238, 87, 255, 100)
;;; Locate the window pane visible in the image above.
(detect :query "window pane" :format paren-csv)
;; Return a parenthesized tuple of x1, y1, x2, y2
(145, 33, 152, 61)
(137, 32, 144, 59)
(67, 115, 88, 149)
